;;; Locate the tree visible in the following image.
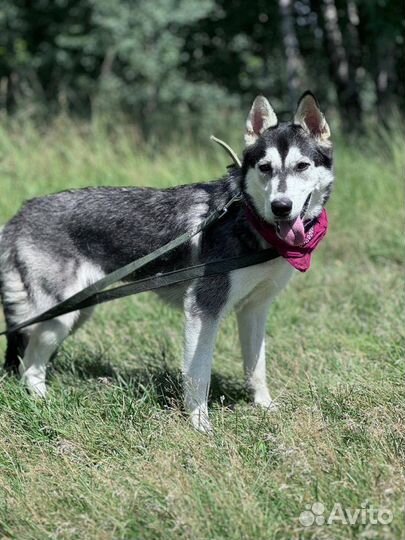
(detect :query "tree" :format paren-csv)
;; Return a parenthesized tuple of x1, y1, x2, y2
(279, 0, 306, 108)
(0, 0, 403, 134)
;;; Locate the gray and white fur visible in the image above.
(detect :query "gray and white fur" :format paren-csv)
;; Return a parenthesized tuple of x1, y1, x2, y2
(0, 93, 334, 432)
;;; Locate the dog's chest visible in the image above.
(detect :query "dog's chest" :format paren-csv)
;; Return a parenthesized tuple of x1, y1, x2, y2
(228, 257, 295, 311)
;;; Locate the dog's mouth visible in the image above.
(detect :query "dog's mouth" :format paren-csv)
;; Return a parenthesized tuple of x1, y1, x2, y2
(275, 193, 312, 246)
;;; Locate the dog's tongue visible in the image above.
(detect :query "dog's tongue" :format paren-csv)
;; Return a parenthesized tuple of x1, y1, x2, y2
(276, 216, 305, 246)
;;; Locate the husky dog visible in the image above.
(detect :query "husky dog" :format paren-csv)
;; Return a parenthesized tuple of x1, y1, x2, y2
(0, 93, 333, 432)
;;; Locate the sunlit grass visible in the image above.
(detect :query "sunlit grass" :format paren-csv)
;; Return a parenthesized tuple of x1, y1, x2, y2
(0, 117, 404, 539)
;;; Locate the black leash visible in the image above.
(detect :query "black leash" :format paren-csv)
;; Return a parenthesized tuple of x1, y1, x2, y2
(0, 139, 280, 336)
(2, 248, 280, 336)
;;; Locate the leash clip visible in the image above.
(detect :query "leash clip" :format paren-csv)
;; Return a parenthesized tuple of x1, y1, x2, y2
(218, 192, 243, 220)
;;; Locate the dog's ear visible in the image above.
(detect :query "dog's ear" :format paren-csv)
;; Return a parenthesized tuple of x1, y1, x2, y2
(294, 92, 330, 141)
(245, 96, 278, 146)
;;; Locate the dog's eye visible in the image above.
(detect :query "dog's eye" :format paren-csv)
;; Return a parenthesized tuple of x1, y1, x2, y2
(258, 163, 272, 174)
(296, 162, 310, 172)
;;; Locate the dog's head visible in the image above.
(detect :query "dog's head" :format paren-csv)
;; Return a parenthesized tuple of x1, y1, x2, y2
(242, 92, 334, 246)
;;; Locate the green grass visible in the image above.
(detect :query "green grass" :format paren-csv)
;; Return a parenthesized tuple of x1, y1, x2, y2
(0, 118, 404, 539)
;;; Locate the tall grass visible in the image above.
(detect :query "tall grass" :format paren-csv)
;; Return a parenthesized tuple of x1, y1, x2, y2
(0, 117, 404, 539)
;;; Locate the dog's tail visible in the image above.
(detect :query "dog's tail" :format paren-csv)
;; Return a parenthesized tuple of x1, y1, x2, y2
(0, 225, 27, 373)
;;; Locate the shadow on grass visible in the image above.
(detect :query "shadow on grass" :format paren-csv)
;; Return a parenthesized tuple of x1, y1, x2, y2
(51, 352, 250, 409)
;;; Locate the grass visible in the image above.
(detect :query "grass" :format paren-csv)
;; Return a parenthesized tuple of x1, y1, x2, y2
(0, 117, 404, 539)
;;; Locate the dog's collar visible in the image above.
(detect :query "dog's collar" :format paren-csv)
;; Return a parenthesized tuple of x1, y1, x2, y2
(243, 201, 329, 272)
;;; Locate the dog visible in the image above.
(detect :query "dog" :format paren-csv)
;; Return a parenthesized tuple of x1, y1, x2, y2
(0, 92, 334, 432)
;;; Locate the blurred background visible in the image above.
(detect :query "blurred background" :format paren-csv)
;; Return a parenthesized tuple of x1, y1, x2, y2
(0, 0, 403, 139)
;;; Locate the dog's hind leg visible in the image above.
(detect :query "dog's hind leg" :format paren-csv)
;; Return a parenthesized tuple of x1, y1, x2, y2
(5, 331, 29, 374)
(19, 312, 78, 397)
(183, 309, 220, 434)
(237, 298, 277, 411)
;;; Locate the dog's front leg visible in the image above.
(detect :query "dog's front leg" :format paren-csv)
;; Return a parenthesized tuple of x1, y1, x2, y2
(237, 299, 277, 410)
(183, 309, 220, 433)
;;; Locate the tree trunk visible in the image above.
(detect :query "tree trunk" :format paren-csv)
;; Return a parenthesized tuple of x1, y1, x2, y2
(320, 0, 362, 131)
(279, 0, 306, 109)
(6, 72, 17, 114)
(371, 32, 397, 125)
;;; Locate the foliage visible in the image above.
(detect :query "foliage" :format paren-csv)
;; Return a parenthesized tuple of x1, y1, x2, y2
(0, 0, 403, 136)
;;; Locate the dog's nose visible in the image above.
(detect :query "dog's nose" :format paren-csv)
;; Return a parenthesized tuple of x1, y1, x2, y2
(271, 197, 293, 217)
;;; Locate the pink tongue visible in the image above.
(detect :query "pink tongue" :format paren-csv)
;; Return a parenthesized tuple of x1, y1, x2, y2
(276, 216, 305, 246)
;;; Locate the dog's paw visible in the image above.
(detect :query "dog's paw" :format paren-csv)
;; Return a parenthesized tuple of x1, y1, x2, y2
(20, 367, 47, 398)
(254, 392, 278, 412)
(189, 408, 213, 434)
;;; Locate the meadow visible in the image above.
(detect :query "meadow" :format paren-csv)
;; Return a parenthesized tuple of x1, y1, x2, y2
(0, 118, 404, 539)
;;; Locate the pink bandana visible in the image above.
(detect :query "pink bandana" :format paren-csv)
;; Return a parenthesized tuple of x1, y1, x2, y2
(244, 205, 329, 272)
